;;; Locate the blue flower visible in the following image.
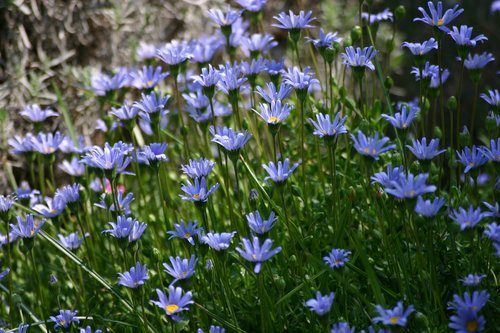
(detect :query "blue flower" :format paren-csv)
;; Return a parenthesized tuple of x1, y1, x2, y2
(163, 255, 198, 284)
(197, 325, 226, 333)
(246, 210, 277, 234)
(373, 302, 414, 327)
(208, 5, 242, 27)
(414, 1, 463, 33)
(90, 69, 131, 96)
(8, 134, 34, 155)
(236, 236, 282, 273)
(226, 18, 249, 48)
(138, 143, 169, 165)
(306, 28, 342, 49)
(484, 222, 500, 256)
(10, 214, 44, 238)
(264, 58, 285, 76)
(407, 138, 446, 160)
(480, 89, 500, 107)
(464, 52, 495, 70)
(109, 101, 139, 121)
(80, 326, 103, 333)
(20, 104, 59, 122)
(180, 177, 219, 203)
(283, 66, 320, 92)
(456, 146, 488, 173)
(31, 132, 64, 155)
(133, 91, 170, 116)
(181, 158, 215, 179)
(235, 0, 266, 12)
(0, 195, 15, 213)
(103, 215, 147, 242)
(351, 131, 396, 160)
(305, 291, 335, 316)
(480, 138, 500, 162)
(401, 38, 438, 56)
(136, 41, 157, 61)
(254, 99, 292, 124)
(483, 201, 500, 218)
(449, 25, 487, 47)
(240, 33, 278, 57)
(448, 290, 490, 313)
(449, 205, 485, 230)
(460, 274, 486, 286)
(95, 191, 134, 214)
(201, 231, 236, 251)
(323, 248, 351, 269)
(241, 58, 267, 77)
(81, 142, 134, 176)
(309, 113, 348, 138)
(272, 10, 316, 30)
(262, 158, 300, 183)
(191, 65, 221, 89)
(32, 196, 66, 218)
(341, 46, 377, 71)
(167, 220, 203, 245)
(55, 183, 81, 205)
(382, 103, 419, 129)
(414, 196, 446, 217)
(371, 164, 405, 187)
(0, 269, 10, 281)
(411, 61, 450, 88)
(383, 172, 436, 199)
(449, 308, 486, 333)
(256, 82, 292, 103)
(131, 65, 168, 89)
(118, 262, 149, 288)
(151, 286, 194, 321)
(58, 232, 88, 251)
(210, 126, 252, 152)
(191, 36, 224, 64)
(217, 62, 247, 94)
(362, 8, 393, 25)
(156, 40, 192, 66)
(49, 309, 80, 330)
(331, 322, 355, 333)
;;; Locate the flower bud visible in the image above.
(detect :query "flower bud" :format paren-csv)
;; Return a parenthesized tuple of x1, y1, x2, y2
(447, 96, 457, 111)
(395, 5, 406, 20)
(350, 26, 362, 43)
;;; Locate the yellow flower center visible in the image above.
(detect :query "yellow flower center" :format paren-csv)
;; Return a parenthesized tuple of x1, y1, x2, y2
(469, 162, 475, 167)
(165, 304, 179, 314)
(437, 19, 444, 26)
(389, 316, 400, 325)
(363, 148, 369, 153)
(184, 232, 191, 239)
(268, 116, 280, 123)
(59, 319, 66, 326)
(252, 254, 257, 260)
(147, 80, 155, 87)
(466, 320, 478, 332)
(409, 190, 416, 197)
(192, 193, 200, 200)
(371, 149, 377, 155)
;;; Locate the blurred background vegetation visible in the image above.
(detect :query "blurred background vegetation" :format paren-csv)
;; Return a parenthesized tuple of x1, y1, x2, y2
(1, 0, 499, 189)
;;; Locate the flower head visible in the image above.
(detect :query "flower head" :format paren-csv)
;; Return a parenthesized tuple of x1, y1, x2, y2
(156, 40, 192, 66)
(331, 322, 355, 333)
(480, 89, 500, 107)
(134, 91, 170, 116)
(362, 8, 393, 24)
(181, 158, 216, 179)
(484, 222, 500, 256)
(235, 0, 266, 12)
(132, 66, 168, 90)
(306, 28, 342, 49)
(449, 25, 487, 47)
(414, 196, 446, 217)
(262, 158, 300, 184)
(407, 138, 446, 160)
(371, 164, 405, 187)
(449, 308, 486, 333)
(373, 302, 414, 327)
(411, 61, 450, 88)
(10, 214, 45, 239)
(402, 38, 438, 56)
(210, 126, 252, 152)
(90, 69, 131, 96)
(351, 131, 396, 160)
(103, 215, 147, 243)
(414, 1, 463, 32)
(236, 236, 282, 273)
(180, 177, 219, 203)
(138, 143, 169, 166)
(31, 132, 64, 155)
(240, 33, 278, 57)
(20, 104, 59, 122)
(55, 183, 81, 205)
(448, 290, 490, 313)
(460, 274, 486, 286)
(323, 248, 351, 269)
(382, 103, 419, 129)
(283, 66, 320, 92)
(49, 309, 80, 330)
(59, 157, 85, 177)
(383, 172, 436, 200)
(201, 231, 236, 251)
(167, 220, 203, 245)
(217, 62, 247, 94)
(208, 5, 242, 27)
(118, 262, 149, 288)
(254, 99, 292, 125)
(0, 269, 10, 281)
(246, 210, 277, 234)
(342, 46, 377, 71)
(305, 291, 335, 316)
(32, 196, 66, 218)
(272, 10, 316, 30)
(256, 82, 292, 104)
(456, 146, 488, 173)
(309, 113, 348, 139)
(449, 205, 485, 231)
(191, 65, 221, 89)
(58, 232, 89, 251)
(151, 286, 194, 321)
(163, 255, 198, 284)
(81, 142, 134, 176)
(464, 52, 495, 70)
